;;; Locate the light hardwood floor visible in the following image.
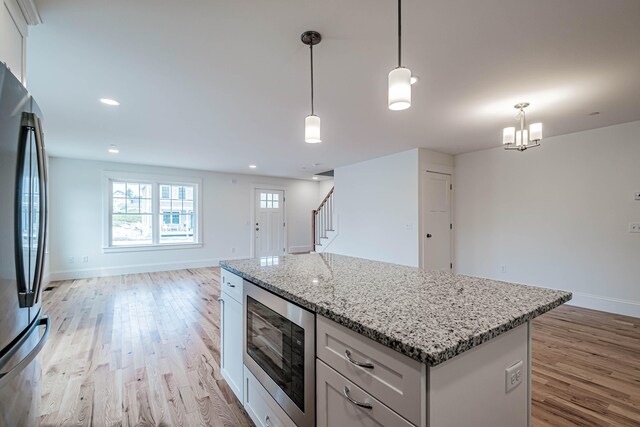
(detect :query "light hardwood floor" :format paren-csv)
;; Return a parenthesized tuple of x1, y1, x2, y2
(39, 268, 639, 426)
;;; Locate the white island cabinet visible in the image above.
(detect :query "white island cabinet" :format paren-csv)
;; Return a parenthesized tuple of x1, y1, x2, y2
(220, 253, 570, 427)
(219, 269, 244, 402)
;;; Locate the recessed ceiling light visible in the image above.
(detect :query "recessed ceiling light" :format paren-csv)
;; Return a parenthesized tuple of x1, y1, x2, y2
(249, 164, 257, 169)
(100, 98, 120, 106)
(108, 145, 119, 154)
(410, 76, 419, 85)
(312, 176, 318, 180)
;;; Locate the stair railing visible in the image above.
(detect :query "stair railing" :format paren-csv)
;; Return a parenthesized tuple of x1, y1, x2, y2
(312, 187, 334, 251)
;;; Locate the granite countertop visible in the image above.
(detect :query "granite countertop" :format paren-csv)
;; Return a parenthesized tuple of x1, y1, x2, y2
(220, 253, 571, 366)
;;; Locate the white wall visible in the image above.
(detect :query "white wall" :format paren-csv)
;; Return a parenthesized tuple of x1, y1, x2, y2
(318, 179, 334, 201)
(48, 157, 322, 280)
(454, 121, 640, 317)
(330, 149, 421, 267)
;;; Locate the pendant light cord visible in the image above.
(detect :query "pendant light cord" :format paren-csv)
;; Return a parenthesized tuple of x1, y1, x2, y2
(398, 0, 402, 67)
(310, 44, 315, 116)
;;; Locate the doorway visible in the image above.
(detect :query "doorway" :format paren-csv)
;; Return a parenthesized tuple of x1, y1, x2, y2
(253, 189, 285, 257)
(423, 172, 452, 271)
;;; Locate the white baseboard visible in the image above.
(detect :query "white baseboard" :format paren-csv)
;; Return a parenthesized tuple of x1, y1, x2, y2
(50, 258, 220, 281)
(289, 245, 312, 254)
(567, 291, 640, 318)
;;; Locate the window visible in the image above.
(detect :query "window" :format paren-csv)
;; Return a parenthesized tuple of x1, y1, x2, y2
(105, 173, 201, 250)
(260, 192, 279, 209)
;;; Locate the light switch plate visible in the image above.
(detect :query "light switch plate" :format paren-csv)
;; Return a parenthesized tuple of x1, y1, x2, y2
(505, 360, 523, 393)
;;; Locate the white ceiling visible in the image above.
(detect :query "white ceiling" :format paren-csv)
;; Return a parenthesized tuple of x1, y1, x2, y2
(28, 0, 640, 179)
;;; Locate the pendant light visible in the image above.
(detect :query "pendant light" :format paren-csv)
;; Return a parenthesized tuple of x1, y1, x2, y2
(388, 0, 411, 110)
(302, 31, 322, 143)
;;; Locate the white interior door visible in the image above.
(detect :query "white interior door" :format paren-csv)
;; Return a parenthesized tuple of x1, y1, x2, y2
(423, 172, 452, 271)
(254, 189, 285, 258)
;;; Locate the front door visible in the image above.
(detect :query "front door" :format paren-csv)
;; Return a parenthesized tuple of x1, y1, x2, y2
(254, 189, 285, 257)
(423, 172, 452, 271)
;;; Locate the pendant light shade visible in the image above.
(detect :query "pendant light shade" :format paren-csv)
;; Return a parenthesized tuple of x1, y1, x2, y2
(302, 31, 322, 144)
(388, 0, 411, 110)
(388, 67, 412, 110)
(305, 115, 321, 143)
(529, 122, 542, 141)
(502, 127, 515, 145)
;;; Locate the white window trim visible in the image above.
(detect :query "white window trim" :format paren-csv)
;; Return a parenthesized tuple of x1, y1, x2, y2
(102, 171, 203, 252)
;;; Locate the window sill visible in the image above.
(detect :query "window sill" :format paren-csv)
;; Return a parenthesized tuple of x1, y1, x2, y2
(102, 243, 203, 253)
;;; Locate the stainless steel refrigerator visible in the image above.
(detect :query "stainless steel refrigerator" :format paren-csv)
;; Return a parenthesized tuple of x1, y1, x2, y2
(0, 62, 50, 426)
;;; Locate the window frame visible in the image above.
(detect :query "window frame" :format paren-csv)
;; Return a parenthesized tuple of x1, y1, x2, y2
(102, 171, 203, 252)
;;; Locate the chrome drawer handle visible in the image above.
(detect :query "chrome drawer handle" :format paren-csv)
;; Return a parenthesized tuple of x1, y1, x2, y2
(343, 386, 372, 409)
(345, 349, 374, 369)
(265, 415, 272, 427)
(227, 282, 235, 288)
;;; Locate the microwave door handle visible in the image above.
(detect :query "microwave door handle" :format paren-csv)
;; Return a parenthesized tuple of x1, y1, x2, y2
(31, 114, 47, 305)
(14, 114, 31, 308)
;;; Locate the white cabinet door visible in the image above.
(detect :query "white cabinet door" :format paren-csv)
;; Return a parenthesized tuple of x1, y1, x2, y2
(317, 360, 414, 427)
(220, 291, 243, 402)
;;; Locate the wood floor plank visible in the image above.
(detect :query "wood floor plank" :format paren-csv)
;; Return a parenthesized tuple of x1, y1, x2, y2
(40, 268, 639, 426)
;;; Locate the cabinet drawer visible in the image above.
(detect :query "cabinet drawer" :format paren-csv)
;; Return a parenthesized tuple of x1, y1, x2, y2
(220, 269, 243, 303)
(317, 316, 425, 426)
(317, 359, 414, 427)
(244, 366, 296, 427)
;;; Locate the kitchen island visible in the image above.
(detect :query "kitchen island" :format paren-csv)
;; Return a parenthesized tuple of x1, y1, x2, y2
(219, 253, 571, 427)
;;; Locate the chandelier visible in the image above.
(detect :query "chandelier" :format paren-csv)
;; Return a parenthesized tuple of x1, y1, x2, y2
(502, 103, 542, 151)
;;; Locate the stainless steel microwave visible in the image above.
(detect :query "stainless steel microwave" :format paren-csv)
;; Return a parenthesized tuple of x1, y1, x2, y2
(243, 281, 315, 427)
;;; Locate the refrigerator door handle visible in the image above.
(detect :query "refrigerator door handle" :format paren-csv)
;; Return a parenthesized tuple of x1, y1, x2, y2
(0, 316, 50, 390)
(31, 113, 47, 305)
(14, 113, 31, 307)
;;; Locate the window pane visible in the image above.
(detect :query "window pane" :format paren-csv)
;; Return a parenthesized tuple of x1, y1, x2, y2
(185, 187, 194, 200)
(273, 201, 279, 209)
(126, 183, 140, 198)
(267, 193, 272, 201)
(127, 198, 140, 213)
(159, 214, 194, 244)
(113, 182, 126, 197)
(182, 200, 194, 213)
(171, 185, 179, 199)
(140, 184, 152, 198)
(260, 193, 266, 201)
(140, 198, 152, 214)
(273, 194, 279, 201)
(161, 185, 170, 199)
(267, 201, 272, 208)
(112, 214, 152, 246)
(162, 212, 171, 224)
(113, 198, 126, 214)
(260, 201, 266, 208)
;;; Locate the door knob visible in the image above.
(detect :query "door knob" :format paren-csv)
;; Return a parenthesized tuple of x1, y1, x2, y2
(426, 233, 432, 238)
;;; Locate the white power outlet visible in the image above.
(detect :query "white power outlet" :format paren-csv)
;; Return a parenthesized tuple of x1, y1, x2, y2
(505, 360, 523, 393)
(500, 265, 507, 273)
(630, 223, 640, 233)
